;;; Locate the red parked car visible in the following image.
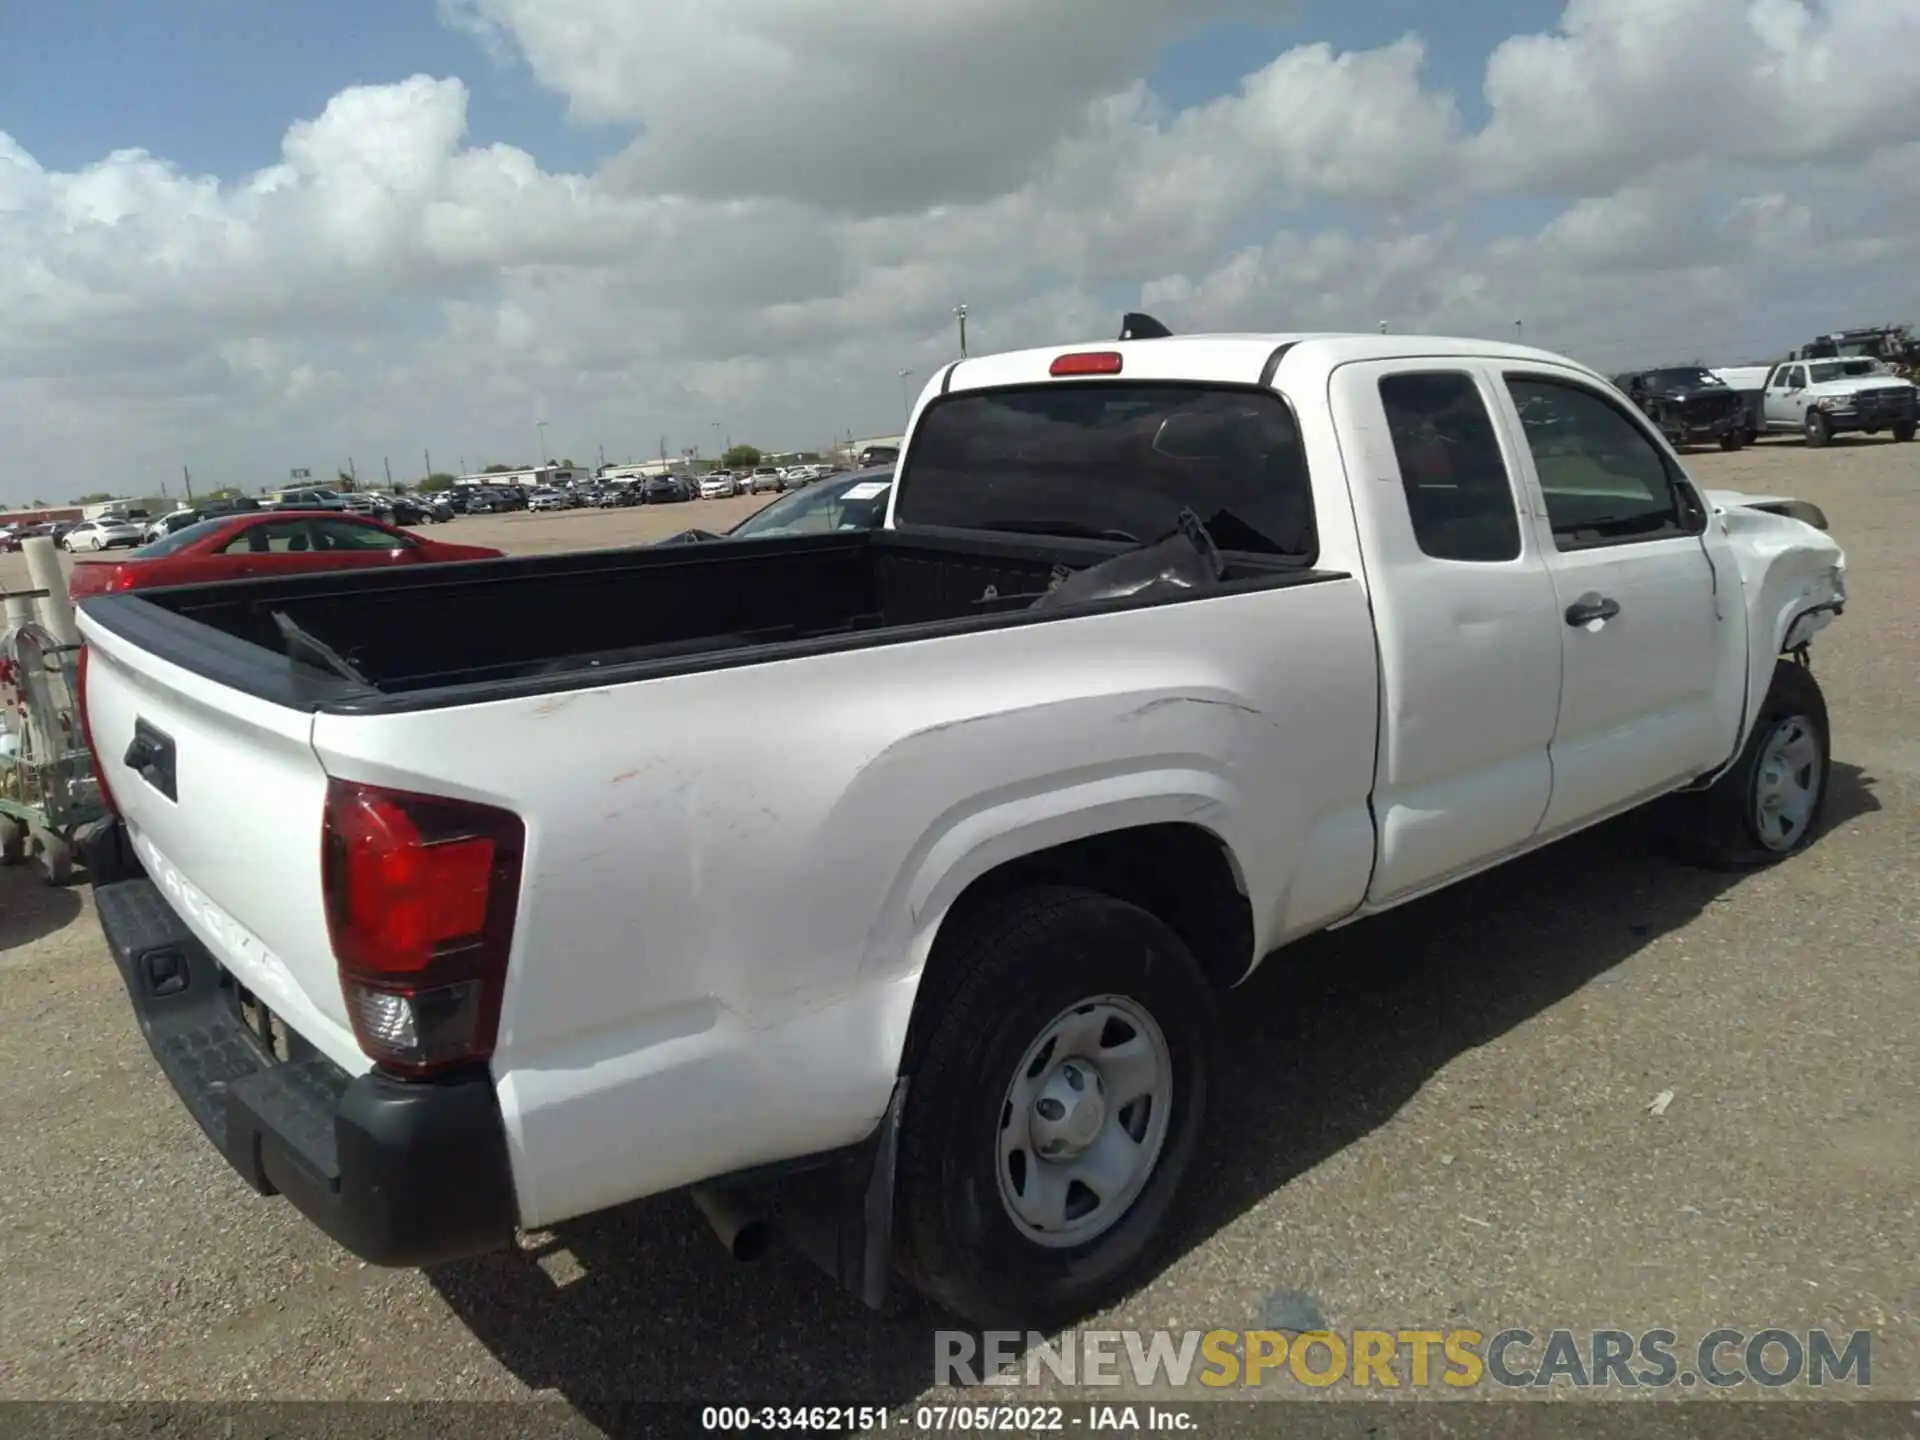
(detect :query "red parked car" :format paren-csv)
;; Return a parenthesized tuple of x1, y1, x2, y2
(67, 511, 504, 598)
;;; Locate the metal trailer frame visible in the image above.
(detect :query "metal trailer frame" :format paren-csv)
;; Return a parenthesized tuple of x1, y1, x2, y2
(0, 616, 107, 885)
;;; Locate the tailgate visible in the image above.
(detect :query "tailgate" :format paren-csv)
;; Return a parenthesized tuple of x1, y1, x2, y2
(80, 614, 365, 1073)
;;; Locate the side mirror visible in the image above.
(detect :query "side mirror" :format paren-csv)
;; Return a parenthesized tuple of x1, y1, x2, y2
(1678, 482, 1709, 535)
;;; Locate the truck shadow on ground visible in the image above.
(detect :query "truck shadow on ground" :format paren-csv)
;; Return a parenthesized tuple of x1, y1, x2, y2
(0, 865, 83, 953)
(427, 763, 1881, 1431)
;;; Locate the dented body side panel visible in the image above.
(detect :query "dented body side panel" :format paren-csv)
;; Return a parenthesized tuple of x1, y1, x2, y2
(309, 579, 1381, 1228)
(1699, 489, 1848, 774)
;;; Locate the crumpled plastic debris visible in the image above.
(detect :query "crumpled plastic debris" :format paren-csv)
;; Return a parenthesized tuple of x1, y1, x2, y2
(1028, 508, 1225, 611)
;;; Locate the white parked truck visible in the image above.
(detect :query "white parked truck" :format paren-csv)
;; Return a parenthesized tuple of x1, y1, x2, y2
(1757, 356, 1917, 446)
(76, 326, 1847, 1328)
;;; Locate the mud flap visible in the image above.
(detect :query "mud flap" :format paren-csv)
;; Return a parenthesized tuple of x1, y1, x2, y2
(775, 1077, 909, 1311)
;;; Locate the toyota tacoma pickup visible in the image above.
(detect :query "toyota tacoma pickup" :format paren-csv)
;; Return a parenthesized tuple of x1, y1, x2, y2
(76, 325, 1847, 1328)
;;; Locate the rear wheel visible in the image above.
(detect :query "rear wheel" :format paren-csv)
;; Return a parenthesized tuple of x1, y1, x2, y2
(1894, 421, 1916, 443)
(894, 886, 1217, 1329)
(1719, 427, 1745, 451)
(1670, 660, 1830, 869)
(1805, 411, 1832, 448)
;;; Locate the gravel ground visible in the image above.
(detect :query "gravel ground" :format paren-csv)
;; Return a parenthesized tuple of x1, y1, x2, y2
(1, 441, 1915, 1424)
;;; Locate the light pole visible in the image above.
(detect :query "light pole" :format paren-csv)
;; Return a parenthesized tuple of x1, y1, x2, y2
(898, 368, 915, 417)
(536, 420, 549, 462)
(953, 303, 969, 358)
(1514, 320, 1524, 344)
(712, 421, 723, 460)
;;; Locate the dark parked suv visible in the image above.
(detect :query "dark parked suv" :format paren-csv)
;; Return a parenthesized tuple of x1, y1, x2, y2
(1611, 367, 1747, 450)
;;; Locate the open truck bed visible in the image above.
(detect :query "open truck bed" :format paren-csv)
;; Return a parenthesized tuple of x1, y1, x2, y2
(80, 527, 1335, 713)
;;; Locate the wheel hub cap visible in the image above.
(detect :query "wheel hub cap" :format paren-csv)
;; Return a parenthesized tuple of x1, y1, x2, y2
(1752, 713, 1821, 851)
(1030, 1059, 1107, 1159)
(995, 995, 1174, 1249)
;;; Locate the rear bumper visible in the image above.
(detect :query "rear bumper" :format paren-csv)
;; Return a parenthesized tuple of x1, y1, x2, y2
(95, 864, 519, 1268)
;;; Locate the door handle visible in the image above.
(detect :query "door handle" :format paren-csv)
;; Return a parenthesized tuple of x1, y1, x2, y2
(1565, 593, 1621, 627)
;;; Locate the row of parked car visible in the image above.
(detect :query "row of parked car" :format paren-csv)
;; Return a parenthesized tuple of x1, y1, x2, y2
(498, 463, 852, 516)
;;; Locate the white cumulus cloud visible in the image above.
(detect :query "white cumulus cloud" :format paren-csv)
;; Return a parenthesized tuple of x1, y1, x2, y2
(3, 0, 1920, 501)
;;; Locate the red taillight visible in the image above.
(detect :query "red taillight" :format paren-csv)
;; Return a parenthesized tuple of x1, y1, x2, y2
(74, 645, 120, 819)
(1050, 350, 1124, 377)
(322, 779, 524, 1077)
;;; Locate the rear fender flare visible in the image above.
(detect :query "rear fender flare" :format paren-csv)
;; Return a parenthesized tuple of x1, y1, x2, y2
(857, 770, 1248, 1082)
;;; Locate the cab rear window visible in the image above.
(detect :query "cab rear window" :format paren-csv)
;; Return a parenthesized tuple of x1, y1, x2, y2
(894, 384, 1315, 559)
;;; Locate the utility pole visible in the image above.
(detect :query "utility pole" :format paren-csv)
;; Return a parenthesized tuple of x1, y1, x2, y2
(1515, 319, 1524, 344)
(954, 302, 969, 358)
(384, 456, 393, 487)
(599, 442, 607, 470)
(347, 456, 357, 488)
(898, 368, 915, 417)
(424, 449, 432, 480)
(182, 464, 194, 501)
(536, 420, 549, 462)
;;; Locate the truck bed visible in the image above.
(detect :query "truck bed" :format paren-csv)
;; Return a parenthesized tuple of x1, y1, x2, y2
(81, 528, 1338, 714)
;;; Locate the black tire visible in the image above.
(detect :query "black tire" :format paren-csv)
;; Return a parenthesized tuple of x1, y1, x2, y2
(1805, 411, 1831, 448)
(893, 885, 1217, 1329)
(0, 816, 26, 866)
(1893, 422, 1916, 443)
(1670, 660, 1831, 869)
(1719, 428, 1745, 451)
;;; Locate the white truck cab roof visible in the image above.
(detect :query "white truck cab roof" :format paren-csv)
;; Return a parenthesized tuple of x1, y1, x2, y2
(940, 332, 1606, 398)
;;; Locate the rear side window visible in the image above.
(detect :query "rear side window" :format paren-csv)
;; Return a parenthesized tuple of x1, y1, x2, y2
(316, 520, 412, 551)
(136, 519, 228, 556)
(1378, 372, 1522, 562)
(897, 384, 1314, 558)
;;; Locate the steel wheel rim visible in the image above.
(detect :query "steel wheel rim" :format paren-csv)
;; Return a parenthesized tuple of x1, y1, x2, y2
(1752, 713, 1822, 851)
(995, 994, 1173, 1249)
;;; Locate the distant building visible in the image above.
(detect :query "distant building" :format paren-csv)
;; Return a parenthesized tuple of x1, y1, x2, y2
(457, 465, 586, 488)
(597, 460, 681, 481)
(0, 506, 83, 527)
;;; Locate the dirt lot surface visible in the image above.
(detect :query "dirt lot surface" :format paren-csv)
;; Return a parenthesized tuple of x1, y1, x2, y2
(2, 440, 1916, 1420)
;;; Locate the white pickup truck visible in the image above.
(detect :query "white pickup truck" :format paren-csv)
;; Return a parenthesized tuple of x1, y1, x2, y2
(76, 327, 1847, 1328)
(1755, 356, 1917, 446)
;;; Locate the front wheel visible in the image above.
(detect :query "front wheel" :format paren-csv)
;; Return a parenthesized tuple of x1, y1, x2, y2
(1668, 659, 1831, 869)
(1893, 421, 1916, 443)
(1805, 411, 1832, 448)
(1719, 427, 1746, 451)
(893, 886, 1217, 1329)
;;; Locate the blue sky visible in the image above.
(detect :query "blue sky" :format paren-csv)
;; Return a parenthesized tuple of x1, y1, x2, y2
(3, 0, 1564, 181)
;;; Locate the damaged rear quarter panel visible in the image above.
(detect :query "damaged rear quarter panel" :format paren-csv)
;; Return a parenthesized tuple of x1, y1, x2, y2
(308, 575, 1380, 1225)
